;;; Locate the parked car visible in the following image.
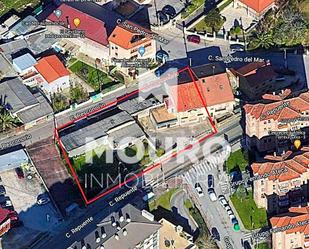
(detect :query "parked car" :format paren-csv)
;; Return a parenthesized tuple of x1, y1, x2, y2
(157, 11, 170, 25)
(227, 209, 234, 217)
(187, 35, 201, 44)
(243, 241, 252, 249)
(162, 5, 176, 18)
(218, 195, 228, 207)
(224, 236, 233, 248)
(230, 44, 244, 52)
(194, 183, 204, 197)
(1, 199, 12, 208)
(207, 188, 217, 201)
(211, 227, 220, 241)
(15, 167, 24, 179)
(37, 195, 50, 205)
(0, 185, 6, 195)
(207, 174, 214, 188)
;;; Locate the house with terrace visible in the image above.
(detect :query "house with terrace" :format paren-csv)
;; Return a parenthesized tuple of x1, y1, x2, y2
(233, 0, 276, 19)
(150, 63, 236, 129)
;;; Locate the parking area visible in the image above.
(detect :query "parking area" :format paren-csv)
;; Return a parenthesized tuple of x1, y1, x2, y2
(0, 169, 60, 232)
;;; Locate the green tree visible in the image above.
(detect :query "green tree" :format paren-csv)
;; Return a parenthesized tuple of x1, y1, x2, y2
(196, 232, 217, 249)
(236, 184, 247, 203)
(70, 84, 88, 104)
(230, 26, 242, 36)
(250, 32, 274, 49)
(0, 111, 19, 132)
(52, 93, 69, 112)
(204, 8, 226, 32)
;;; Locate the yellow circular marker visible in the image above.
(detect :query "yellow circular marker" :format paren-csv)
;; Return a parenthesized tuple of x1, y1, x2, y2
(73, 18, 81, 27)
(294, 139, 301, 150)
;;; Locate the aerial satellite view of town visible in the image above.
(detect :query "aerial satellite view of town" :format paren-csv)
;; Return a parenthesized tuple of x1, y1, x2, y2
(0, 0, 308, 248)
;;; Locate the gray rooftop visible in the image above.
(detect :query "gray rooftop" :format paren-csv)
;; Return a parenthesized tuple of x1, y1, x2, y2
(10, 15, 38, 36)
(68, 204, 161, 249)
(60, 108, 134, 151)
(118, 96, 159, 115)
(108, 123, 145, 148)
(0, 77, 38, 113)
(17, 91, 53, 124)
(0, 149, 29, 173)
(0, 54, 15, 77)
(12, 53, 37, 73)
(0, 39, 29, 62)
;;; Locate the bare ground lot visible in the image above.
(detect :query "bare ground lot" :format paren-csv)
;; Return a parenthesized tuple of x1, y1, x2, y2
(27, 138, 81, 215)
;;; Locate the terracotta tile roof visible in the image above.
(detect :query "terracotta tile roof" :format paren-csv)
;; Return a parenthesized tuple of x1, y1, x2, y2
(244, 92, 309, 121)
(170, 72, 234, 112)
(239, 0, 275, 13)
(47, 4, 108, 46)
(108, 22, 153, 50)
(35, 55, 69, 84)
(270, 207, 309, 235)
(252, 152, 309, 182)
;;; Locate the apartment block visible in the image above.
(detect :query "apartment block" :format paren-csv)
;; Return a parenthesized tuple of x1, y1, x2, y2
(244, 91, 309, 152)
(252, 150, 309, 214)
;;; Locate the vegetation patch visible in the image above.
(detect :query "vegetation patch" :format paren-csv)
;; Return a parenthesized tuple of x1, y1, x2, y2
(193, 8, 226, 33)
(231, 190, 268, 230)
(148, 188, 179, 211)
(225, 149, 249, 173)
(181, 0, 205, 19)
(0, 0, 40, 16)
(69, 60, 123, 93)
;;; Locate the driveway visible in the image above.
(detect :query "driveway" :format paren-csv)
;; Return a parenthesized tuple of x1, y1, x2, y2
(170, 190, 198, 234)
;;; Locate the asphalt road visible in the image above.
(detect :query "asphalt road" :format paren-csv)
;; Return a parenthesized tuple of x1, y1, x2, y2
(170, 189, 198, 233)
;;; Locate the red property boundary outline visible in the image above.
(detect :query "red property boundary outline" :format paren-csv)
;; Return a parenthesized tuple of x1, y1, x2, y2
(54, 66, 218, 205)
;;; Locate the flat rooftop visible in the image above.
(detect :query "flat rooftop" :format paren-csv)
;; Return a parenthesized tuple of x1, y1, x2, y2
(150, 105, 177, 124)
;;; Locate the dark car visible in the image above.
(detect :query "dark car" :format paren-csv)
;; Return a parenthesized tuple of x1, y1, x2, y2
(187, 35, 200, 44)
(208, 174, 214, 188)
(230, 44, 244, 52)
(243, 241, 252, 249)
(162, 5, 176, 18)
(157, 11, 169, 25)
(0, 185, 5, 195)
(15, 167, 24, 179)
(211, 227, 220, 241)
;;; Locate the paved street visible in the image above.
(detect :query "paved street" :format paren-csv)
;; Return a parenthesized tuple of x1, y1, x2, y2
(182, 146, 249, 249)
(170, 190, 198, 233)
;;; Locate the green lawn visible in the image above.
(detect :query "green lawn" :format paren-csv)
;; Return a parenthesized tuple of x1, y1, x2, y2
(193, 19, 213, 33)
(69, 60, 122, 92)
(256, 243, 271, 249)
(0, 0, 40, 16)
(181, 0, 205, 19)
(230, 190, 268, 230)
(226, 149, 249, 173)
(148, 188, 179, 211)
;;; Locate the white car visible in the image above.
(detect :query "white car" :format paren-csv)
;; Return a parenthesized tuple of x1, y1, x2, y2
(208, 188, 217, 201)
(227, 209, 234, 216)
(194, 183, 204, 197)
(218, 195, 228, 207)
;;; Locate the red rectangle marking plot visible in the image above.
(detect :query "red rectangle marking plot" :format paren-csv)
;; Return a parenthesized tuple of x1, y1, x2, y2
(54, 66, 217, 205)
